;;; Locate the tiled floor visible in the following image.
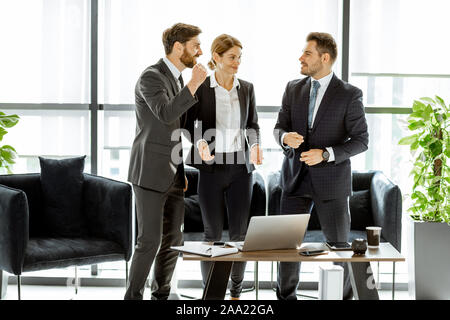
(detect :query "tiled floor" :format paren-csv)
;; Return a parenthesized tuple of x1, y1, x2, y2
(3, 284, 411, 300)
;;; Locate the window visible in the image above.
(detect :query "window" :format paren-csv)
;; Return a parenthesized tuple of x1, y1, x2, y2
(350, 0, 450, 108)
(1, 109, 91, 174)
(0, 0, 90, 103)
(98, 0, 342, 106)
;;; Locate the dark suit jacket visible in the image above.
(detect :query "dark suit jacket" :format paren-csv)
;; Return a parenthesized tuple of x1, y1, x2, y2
(128, 58, 198, 192)
(273, 74, 369, 200)
(184, 76, 260, 173)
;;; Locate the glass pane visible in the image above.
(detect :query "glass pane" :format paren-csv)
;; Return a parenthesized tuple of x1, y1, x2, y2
(1, 109, 91, 174)
(0, 0, 90, 103)
(100, 110, 135, 181)
(350, 0, 450, 107)
(99, 0, 342, 105)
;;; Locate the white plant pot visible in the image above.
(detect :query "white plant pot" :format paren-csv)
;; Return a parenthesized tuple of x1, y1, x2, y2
(407, 215, 450, 299)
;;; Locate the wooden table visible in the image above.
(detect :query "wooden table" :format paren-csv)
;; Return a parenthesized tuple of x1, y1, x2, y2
(181, 242, 405, 300)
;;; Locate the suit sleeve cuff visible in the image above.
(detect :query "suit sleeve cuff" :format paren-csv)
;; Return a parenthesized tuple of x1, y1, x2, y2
(326, 147, 335, 162)
(281, 132, 290, 148)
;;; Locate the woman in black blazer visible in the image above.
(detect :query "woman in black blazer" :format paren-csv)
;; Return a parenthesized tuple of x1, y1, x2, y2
(185, 34, 262, 299)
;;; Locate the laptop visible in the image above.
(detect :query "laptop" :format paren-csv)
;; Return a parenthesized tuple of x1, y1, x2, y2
(229, 214, 310, 252)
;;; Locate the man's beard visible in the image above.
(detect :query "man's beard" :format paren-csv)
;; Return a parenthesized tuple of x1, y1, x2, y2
(301, 61, 322, 77)
(180, 48, 197, 68)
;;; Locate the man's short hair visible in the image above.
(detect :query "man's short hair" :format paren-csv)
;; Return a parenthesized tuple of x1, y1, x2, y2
(306, 32, 338, 64)
(162, 23, 202, 55)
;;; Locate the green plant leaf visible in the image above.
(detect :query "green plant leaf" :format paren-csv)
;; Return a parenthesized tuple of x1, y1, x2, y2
(398, 134, 418, 145)
(409, 111, 424, 119)
(423, 104, 433, 121)
(0, 114, 20, 128)
(413, 100, 426, 112)
(420, 97, 436, 105)
(0, 145, 17, 164)
(429, 141, 443, 157)
(435, 95, 447, 111)
(408, 120, 425, 131)
(0, 127, 7, 141)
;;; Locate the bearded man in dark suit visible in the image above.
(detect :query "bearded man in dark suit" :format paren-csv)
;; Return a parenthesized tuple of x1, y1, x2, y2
(125, 23, 207, 300)
(274, 32, 377, 300)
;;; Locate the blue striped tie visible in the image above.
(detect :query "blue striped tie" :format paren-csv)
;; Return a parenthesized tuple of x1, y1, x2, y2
(308, 80, 320, 129)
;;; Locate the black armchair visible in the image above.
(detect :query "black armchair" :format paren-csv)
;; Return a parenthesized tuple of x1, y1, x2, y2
(267, 170, 402, 251)
(0, 173, 133, 299)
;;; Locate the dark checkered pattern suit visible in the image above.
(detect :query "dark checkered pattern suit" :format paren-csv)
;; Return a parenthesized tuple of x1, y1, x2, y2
(274, 74, 369, 200)
(273, 74, 373, 300)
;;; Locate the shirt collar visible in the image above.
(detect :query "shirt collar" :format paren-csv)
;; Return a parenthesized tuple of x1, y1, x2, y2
(312, 71, 334, 89)
(162, 56, 181, 81)
(210, 71, 240, 89)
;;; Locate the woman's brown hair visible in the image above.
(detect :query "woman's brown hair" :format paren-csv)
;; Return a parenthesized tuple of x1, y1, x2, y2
(208, 34, 243, 70)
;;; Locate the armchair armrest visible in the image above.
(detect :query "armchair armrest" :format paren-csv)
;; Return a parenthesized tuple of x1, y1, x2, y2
(267, 171, 282, 216)
(0, 185, 29, 275)
(83, 174, 133, 261)
(370, 172, 402, 251)
(250, 171, 266, 218)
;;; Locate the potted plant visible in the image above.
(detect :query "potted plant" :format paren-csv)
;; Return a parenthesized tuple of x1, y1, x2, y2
(399, 96, 449, 299)
(0, 110, 19, 299)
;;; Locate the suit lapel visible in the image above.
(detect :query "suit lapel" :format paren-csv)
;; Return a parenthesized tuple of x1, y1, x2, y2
(204, 77, 216, 131)
(237, 80, 246, 130)
(157, 58, 179, 96)
(156, 58, 182, 128)
(311, 74, 340, 133)
(297, 78, 311, 133)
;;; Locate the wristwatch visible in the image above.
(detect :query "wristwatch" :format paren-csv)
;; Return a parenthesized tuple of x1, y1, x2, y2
(322, 149, 330, 162)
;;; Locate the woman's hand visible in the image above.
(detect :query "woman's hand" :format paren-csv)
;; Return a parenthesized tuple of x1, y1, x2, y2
(184, 175, 188, 192)
(250, 144, 263, 165)
(197, 140, 215, 161)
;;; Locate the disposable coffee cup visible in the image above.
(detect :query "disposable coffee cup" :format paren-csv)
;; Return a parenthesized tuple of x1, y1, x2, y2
(366, 226, 382, 248)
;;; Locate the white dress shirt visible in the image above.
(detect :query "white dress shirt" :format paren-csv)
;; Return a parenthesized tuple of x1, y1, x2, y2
(162, 56, 182, 90)
(282, 71, 335, 162)
(209, 72, 242, 153)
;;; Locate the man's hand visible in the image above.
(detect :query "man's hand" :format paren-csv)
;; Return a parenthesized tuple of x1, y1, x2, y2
(283, 132, 304, 148)
(184, 175, 188, 193)
(300, 149, 324, 166)
(250, 144, 263, 165)
(187, 63, 207, 95)
(198, 140, 215, 161)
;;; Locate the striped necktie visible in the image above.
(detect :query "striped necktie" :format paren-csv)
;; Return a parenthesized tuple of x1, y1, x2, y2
(308, 80, 320, 128)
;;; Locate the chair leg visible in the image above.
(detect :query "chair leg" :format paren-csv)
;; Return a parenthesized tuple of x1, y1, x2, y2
(125, 261, 129, 287)
(255, 261, 259, 300)
(90, 264, 98, 276)
(270, 261, 277, 292)
(17, 275, 21, 300)
(377, 262, 381, 289)
(74, 266, 78, 295)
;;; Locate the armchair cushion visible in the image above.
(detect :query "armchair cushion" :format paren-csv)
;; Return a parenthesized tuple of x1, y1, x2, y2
(83, 174, 133, 260)
(23, 238, 124, 272)
(184, 195, 203, 233)
(39, 156, 86, 237)
(349, 190, 373, 230)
